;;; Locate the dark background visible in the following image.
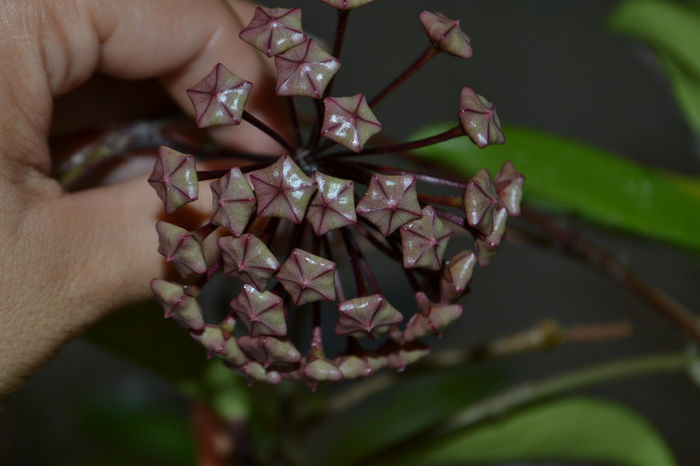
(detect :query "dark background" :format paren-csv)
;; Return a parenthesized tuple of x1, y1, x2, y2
(2, 1, 699, 465)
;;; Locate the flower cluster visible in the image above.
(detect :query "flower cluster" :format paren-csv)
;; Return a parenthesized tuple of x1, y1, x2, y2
(148, 1, 523, 389)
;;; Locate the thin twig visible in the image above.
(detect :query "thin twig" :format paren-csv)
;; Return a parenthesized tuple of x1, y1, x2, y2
(369, 46, 438, 108)
(328, 319, 634, 414)
(520, 206, 700, 344)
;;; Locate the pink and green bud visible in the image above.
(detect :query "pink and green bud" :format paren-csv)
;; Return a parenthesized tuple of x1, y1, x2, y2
(239, 7, 306, 57)
(336, 294, 403, 339)
(186, 63, 252, 128)
(334, 354, 374, 379)
(156, 221, 207, 277)
(322, 94, 382, 152)
(481, 205, 509, 250)
(403, 292, 463, 341)
(463, 168, 498, 231)
(230, 284, 287, 337)
(400, 205, 453, 270)
(190, 325, 247, 366)
(302, 357, 343, 386)
(356, 174, 422, 236)
(276, 248, 337, 306)
(458, 86, 505, 148)
(419, 11, 473, 59)
(440, 250, 477, 303)
(210, 168, 256, 237)
(248, 155, 317, 224)
(219, 234, 280, 290)
(150, 279, 204, 331)
(495, 161, 525, 216)
(275, 38, 341, 98)
(238, 336, 302, 368)
(148, 146, 198, 214)
(239, 361, 282, 385)
(306, 172, 357, 235)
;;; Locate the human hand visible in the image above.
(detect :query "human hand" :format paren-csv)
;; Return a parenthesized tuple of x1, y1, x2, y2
(0, 0, 283, 396)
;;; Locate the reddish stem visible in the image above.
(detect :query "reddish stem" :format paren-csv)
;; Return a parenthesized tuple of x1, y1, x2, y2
(369, 45, 439, 108)
(330, 125, 462, 157)
(243, 111, 294, 152)
(340, 228, 369, 296)
(418, 193, 464, 208)
(352, 162, 468, 189)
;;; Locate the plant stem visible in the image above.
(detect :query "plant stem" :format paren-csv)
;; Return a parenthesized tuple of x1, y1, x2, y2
(520, 206, 700, 344)
(287, 97, 303, 149)
(417, 193, 464, 208)
(367, 351, 688, 465)
(328, 319, 635, 414)
(329, 125, 462, 157)
(323, 235, 346, 302)
(351, 162, 468, 189)
(322, 10, 351, 100)
(369, 45, 438, 108)
(340, 227, 369, 296)
(243, 111, 294, 153)
(305, 99, 324, 153)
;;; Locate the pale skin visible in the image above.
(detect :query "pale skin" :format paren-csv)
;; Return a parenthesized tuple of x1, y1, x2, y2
(0, 0, 282, 397)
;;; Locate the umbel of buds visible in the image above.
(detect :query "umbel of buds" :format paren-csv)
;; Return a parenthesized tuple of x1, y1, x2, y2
(148, 1, 523, 389)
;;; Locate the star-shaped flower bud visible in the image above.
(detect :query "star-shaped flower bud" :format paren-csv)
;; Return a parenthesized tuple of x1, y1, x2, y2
(302, 357, 343, 387)
(148, 146, 198, 214)
(248, 155, 317, 224)
(156, 221, 207, 277)
(334, 354, 373, 379)
(458, 86, 505, 148)
(463, 168, 498, 232)
(191, 325, 246, 366)
(306, 172, 356, 235)
(276, 248, 337, 306)
(219, 234, 280, 290)
(150, 279, 204, 331)
(220, 314, 237, 335)
(356, 174, 422, 236)
(403, 292, 463, 341)
(239, 361, 282, 385)
(322, 94, 382, 153)
(238, 336, 302, 368)
(275, 39, 341, 98)
(186, 63, 252, 128)
(495, 161, 525, 217)
(400, 206, 453, 270)
(239, 7, 306, 57)
(440, 250, 477, 303)
(320, 0, 376, 10)
(230, 284, 287, 337)
(419, 11, 473, 59)
(210, 168, 256, 236)
(475, 237, 497, 267)
(336, 294, 403, 339)
(481, 205, 509, 250)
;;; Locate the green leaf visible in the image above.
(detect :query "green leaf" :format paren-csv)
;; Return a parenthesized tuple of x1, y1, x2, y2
(609, 0, 700, 135)
(412, 123, 700, 250)
(308, 366, 500, 466)
(387, 397, 677, 466)
(82, 301, 209, 385)
(82, 301, 253, 422)
(78, 396, 195, 465)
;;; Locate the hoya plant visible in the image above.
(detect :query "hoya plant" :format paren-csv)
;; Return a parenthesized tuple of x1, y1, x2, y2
(33, 0, 699, 465)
